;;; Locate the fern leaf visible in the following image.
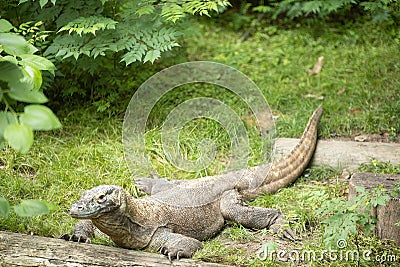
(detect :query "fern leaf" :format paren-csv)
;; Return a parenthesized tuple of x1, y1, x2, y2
(121, 44, 147, 65)
(161, 4, 186, 22)
(136, 5, 155, 16)
(144, 49, 160, 63)
(58, 16, 118, 36)
(301, 1, 324, 15)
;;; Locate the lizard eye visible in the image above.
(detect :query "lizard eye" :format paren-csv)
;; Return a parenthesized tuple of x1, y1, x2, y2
(96, 193, 107, 203)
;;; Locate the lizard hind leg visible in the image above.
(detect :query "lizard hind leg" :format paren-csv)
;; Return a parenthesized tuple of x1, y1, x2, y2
(220, 190, 297, 241)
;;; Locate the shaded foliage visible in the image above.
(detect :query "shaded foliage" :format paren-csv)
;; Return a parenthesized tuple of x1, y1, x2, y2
(0, 0, 230, 115)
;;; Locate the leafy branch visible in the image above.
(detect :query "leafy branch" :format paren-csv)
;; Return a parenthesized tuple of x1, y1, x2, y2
(253, 0, 399, 22)
(0, 18, 61, 153)
(34, 0, 229, 64)
(316, 185, 391, 248)
(58, 16, 118, 36)
(136, 0, 230, 22)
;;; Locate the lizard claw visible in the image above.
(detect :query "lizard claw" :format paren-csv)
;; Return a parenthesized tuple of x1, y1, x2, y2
(270, 225, 300, 242)
(158, 245, 185, 261)
(168, 253, 173, 262)
(158, 246, 173, 261)
(281, 228, 298, 241)
(59, 233, 91, 243)
(77, 234, 92, 243)
(59, 233, 70, 241)
(269, 218, 300, 242)
(156, 234, 203, 260)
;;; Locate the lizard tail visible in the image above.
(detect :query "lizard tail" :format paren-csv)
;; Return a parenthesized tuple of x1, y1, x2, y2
(240, 105, 323, 200)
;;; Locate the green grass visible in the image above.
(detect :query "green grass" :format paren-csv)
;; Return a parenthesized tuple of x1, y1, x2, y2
(184, 18, 400, 138)
(1, 15, 400, 266)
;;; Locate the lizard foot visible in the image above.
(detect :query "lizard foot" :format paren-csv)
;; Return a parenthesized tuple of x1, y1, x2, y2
(59, 233, 91, 243)
(158, 238, 203, 260)
(270, 223, 300, 242)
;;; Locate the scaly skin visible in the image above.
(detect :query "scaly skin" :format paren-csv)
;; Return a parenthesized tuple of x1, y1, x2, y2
(137, 105, 323, 200)
(240, 104, 323, 199)
(61, 105, 323, 260)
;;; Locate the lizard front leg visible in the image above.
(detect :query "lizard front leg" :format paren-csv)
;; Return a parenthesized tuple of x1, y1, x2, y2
(60, 219, 96, 243)
(149, 227, 203, 260)
(220, 190, 297, 241)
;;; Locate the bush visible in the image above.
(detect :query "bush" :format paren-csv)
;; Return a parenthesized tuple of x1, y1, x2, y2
(252, 0, 400, 22)
(1, 0, 230, 64)
(0, 0, 230, 114)
(0, 19, 61, 153)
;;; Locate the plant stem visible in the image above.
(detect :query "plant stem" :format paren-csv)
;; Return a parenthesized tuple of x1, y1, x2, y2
(2, 96, 19, 123)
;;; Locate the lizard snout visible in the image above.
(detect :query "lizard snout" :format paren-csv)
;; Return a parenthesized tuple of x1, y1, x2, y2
(70, 202, 91, 218)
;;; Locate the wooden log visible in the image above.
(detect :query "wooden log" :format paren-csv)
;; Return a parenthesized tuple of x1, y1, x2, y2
(0, 231, 230, 267)
(348, 173, 400, 245)
(275, 139, 400, 170)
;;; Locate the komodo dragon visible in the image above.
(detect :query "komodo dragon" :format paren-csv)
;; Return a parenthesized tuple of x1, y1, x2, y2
(61, 105, 323, 259)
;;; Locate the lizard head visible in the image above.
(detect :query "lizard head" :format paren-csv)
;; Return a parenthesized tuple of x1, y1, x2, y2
(70, 185, 124, 219)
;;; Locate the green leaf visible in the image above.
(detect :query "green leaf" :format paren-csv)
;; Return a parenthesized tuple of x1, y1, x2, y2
(136, 5, 155, 16)
(121, 44, 147, 65)
(0, 33, 38, 55)
(356, 186, 365, 193)
(144, 49, 160, 63)
(8, 87, 48, 103)
(0, 111, 16, 137)
(302, 1, 323, 15)
(0, 56, 44, 94)
(20, 105, 62, 130)
(45, 201, 58, 212)
(0, 61, 23, 83)
(4, 123, 34, 153)
(14, 199, 49, 217)
(1, 55, 19, 65)
(0, 112, 6, 137)
(58, 16, 118, 36)
(0, 19, 13, 33)
(363, 223, 375, 236)
(39, 0, 49, 8)
(372, 195, 390, 206)
(19, 54, 56, 71)
(21, 65, 42, 91)
(161, 3, 185, 22)
(0, 197, 10, 217)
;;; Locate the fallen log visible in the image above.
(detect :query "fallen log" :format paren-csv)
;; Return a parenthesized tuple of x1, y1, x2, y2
(348, 173, 400, 245)
(276, 139, 400, 170)
(0, 231, 229, 267)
